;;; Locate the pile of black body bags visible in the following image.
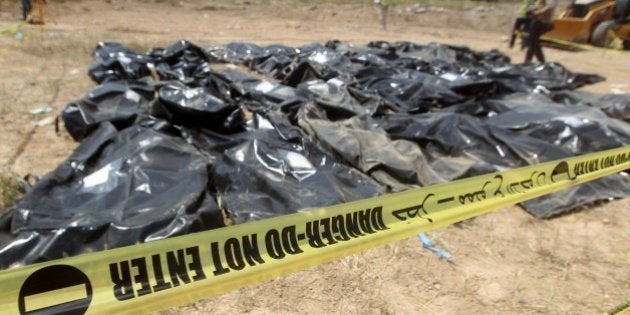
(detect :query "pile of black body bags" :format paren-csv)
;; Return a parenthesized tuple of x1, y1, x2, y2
(1, 39, 628, 268)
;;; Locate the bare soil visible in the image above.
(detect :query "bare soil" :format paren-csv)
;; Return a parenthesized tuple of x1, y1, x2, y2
(0, 1, 628, 314)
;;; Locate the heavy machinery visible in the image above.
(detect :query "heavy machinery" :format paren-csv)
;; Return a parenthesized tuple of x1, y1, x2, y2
(544, 0, 630, 49)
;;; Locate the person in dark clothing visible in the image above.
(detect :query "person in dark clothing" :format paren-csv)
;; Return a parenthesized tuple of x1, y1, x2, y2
(509, 0, 534, 50)
(21, 0, 46, 25)
(21, 0, 32, 21)
(524, 0, 557, 63)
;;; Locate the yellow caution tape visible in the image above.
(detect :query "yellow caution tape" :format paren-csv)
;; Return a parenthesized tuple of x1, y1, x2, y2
(604, 299, 630, 315)
(0, 146, 628, 314)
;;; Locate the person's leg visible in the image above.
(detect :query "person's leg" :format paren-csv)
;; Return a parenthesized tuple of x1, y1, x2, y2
(28, 0, 45, 25)
(21, 0, 31, 21)
(534, 43, 545, 63)
(36, 0, 45, 25)
(525, 21, 538, 63)
(520, 18, 532, 50)
(525, 20, 545, 63)
(533, 45, 545, 63)
(525, 45, 534, 63)
(378, 5, 388, 31)
(535, 21, 556, 63)
(509, 18, 522, 48)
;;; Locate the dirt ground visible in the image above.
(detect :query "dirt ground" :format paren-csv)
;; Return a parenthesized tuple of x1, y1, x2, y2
(0, 0, 629, 314)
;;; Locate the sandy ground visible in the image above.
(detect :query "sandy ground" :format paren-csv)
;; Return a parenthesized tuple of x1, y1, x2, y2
(0, 0, 628, 314)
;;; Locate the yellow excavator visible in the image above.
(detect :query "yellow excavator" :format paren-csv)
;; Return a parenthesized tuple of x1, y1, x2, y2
(544, 0, 630, 49)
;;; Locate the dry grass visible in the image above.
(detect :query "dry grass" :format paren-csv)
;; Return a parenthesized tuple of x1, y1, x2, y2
(0, 171, 23, 210)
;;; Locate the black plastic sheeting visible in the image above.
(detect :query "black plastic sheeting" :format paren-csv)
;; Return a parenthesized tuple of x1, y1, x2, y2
(1, 39, 628, 268)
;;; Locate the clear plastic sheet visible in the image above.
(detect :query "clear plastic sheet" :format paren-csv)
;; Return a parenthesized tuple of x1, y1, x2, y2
(1, 40, 627, 267)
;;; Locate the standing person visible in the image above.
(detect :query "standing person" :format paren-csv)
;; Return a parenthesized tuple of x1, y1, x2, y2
(33, 0, 47, 25)
(21, 0, 32, 21)
(524, 0, 557, 63)
(374, 0, 390, 31)
(23, 0, 46, 25)
(509, 0, 535, 50)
